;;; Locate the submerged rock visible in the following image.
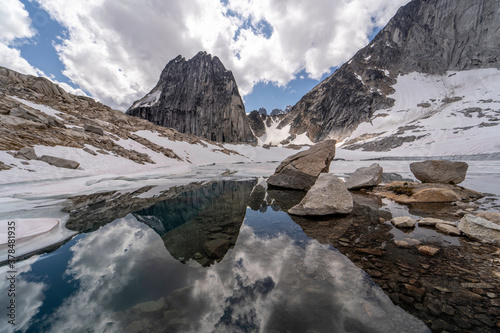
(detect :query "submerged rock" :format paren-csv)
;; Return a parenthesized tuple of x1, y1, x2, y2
(410, 160, 468, 184)
(267, 140, 336, 190)
(458, 214, 500, 244)
(345, 163, 383, 190)
(288, 174, 353, 216)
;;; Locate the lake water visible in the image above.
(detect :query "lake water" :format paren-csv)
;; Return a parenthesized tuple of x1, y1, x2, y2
(0, 179, 431, 333)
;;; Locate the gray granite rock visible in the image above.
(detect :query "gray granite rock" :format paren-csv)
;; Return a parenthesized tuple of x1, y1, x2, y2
(345, 163, 383, 189)
(267, 140, 336, 190)
(288, 173, 353, 216)
(84, 123, 104, 135)
(410, 160, 468, 184)
(458, 214, 500, 244)
(126, 51, 256, 144)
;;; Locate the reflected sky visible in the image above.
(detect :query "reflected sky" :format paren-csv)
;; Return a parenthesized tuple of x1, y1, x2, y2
(1, 181, 430, 333)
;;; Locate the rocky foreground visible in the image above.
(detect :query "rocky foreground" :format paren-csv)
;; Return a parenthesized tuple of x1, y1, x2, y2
(266, 143, 500, 332)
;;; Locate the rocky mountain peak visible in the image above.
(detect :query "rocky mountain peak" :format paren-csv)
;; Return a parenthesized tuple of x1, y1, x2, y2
(127, 51, 256, 144)
(279, 0, 500, 143)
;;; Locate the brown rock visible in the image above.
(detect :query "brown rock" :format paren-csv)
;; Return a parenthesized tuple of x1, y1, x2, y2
(412, 188, 461, 202)
(417, 245, 439, 256)
(476, 211, 500, 225)
(267, 140, 336, 190)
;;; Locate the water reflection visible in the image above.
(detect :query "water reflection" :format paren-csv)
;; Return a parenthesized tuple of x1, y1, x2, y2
(1, 179, 431, 333)
(134, 180, 257, 266)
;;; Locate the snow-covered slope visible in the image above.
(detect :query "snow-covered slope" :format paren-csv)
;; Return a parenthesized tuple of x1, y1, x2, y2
(337, 69, 500, 159)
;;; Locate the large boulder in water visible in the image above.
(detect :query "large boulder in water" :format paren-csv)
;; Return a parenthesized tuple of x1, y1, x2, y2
(288, 173, 353, 216)
(267, 140, 336, 190)
(410, 160, 468, 184)
(345, 163, 383, 190)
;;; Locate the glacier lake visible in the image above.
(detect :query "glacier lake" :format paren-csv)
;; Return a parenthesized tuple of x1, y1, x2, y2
(1, 161, 500, 332)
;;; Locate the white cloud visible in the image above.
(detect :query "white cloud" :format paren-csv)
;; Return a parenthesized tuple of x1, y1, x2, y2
(32, 0, 410, 111)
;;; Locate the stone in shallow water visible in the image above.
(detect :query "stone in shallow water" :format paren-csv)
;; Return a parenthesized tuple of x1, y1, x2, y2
(267, 139, 336, 190)
(458, 214, 500, 244)
(345, 163, 383, 190)
(288, 174, 353, 216)
(132, 297, 165, 313)
(391, 216, 416, 228)
(435, 223, 460, 236)
(418, 218, 456, 227)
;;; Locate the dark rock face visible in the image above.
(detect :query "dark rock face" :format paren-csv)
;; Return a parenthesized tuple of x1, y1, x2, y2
(280, 0, 500, 142)
(126, 51, 256, 144)
(247, 110, 266, 137)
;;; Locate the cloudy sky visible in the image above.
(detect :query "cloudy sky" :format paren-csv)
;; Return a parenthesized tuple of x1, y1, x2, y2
(1, 0, 409, 112)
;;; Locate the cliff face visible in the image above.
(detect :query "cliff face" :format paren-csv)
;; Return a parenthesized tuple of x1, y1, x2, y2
(280, 0, 500, 142)
(126, 51, 256, 144)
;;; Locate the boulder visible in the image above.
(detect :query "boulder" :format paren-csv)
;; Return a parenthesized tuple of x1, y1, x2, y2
(267, 139, 336, 190)
(39, 155, 80, 169)
(458, 214, 500, 244)
(410, 160, 468, 184)
(288, 174, 353, 216)
(132, 297, 166, 313)
(84, 123, 104, 135)
(391, 216, 416, 228)
(345, 163, 383, 190)
(15, 147, 38, 160)
(411, 188, 461, 202)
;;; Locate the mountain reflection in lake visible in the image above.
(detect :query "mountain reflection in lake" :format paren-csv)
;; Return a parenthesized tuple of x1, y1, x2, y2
(1, 179, 430, 333)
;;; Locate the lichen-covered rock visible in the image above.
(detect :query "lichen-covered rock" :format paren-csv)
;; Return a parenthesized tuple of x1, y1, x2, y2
(126, 51, 256, 144)
(458, 214, 500, 244)
(267, 140, 336, 190)
(410, 160, 468, 184)
(345, 163, 383, 190)
(411, 188, 461, 202)
(288, 174, 353, 216)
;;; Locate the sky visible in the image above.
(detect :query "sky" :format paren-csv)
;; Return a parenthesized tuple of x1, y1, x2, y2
(0, 0, 410, 113)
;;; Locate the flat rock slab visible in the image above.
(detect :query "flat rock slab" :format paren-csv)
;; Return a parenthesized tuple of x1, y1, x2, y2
(435, 223, 461, 236)
(345, 163, 383, 190)
(391, 216, 416, 228)
(458, 214, 500, 244)
(84, 123, 104, 135)
(0, 218, 59, 244)
(267, 140, 336, 190)
(410, 160, 468, 184)
(475, 211, 500, 225)
(418, 218, 456, 227)
(288, 173, 353, 216)
(39, 155, 80, 169)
